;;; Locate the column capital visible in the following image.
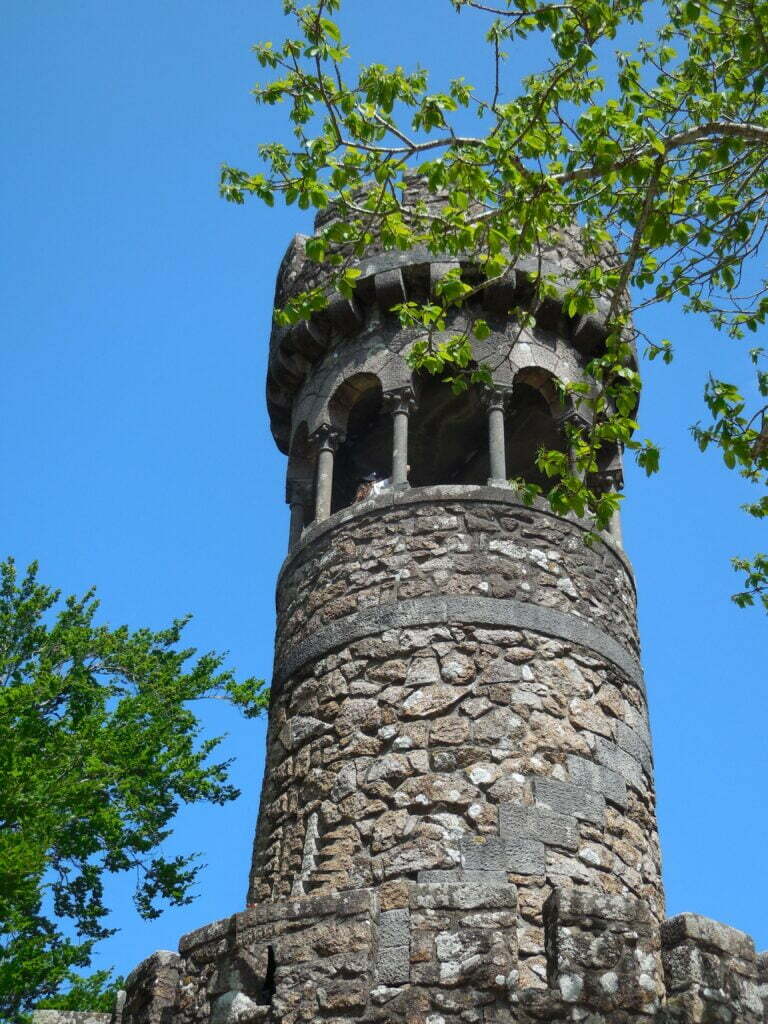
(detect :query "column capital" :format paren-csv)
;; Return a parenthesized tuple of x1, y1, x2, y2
(556, 404, 591, 433)
(589, 466, 625, 493)
(383, 387, 417, 416)
(481, 384, 513, 413)
(309, 424, 345, 453)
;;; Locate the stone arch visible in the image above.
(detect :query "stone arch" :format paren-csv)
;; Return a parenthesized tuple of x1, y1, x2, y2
(326, 373, 388, 514)
(327, 372, 382, 435)
(503, 366, 571, 487)
(290, 335, 412, 445)
(512, 366, 565, 418)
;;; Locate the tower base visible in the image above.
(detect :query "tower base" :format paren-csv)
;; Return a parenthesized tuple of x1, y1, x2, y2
(75, 883, 765, 1024)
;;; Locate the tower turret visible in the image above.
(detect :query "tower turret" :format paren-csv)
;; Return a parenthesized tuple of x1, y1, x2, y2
(111, 184, 766, 1024)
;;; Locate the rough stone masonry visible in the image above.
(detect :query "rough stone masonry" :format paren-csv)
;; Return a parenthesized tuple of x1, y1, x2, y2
(53, 185, 767, 1023)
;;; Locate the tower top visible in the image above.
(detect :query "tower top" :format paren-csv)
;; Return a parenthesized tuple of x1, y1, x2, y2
(266, 178, 630, 457)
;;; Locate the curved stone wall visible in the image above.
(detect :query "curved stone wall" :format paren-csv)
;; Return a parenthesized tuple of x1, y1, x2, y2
(276, 487, 639, 659)
(248, 616, 661, 988)
(248, 490, 659, 990)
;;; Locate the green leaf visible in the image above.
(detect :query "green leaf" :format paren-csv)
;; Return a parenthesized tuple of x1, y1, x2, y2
(0, 557, 266, 1016)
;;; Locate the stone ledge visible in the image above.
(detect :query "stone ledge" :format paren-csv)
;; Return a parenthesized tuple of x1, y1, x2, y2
(33, 1014, 112, 1024)
(278, 484, 635, 589)
(662, 912, 756, 961)
(273, 594, 646, 694)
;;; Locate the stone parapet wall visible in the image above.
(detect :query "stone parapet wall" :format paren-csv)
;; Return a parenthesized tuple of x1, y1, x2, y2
(33, 1014, 114, 1024)
(662, 913, 764, 1023)
(115, 884, 768, 1024)
(276, 488, 638, 661)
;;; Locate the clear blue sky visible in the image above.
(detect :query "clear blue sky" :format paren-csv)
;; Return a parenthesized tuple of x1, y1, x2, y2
(2, 0, 765, 984)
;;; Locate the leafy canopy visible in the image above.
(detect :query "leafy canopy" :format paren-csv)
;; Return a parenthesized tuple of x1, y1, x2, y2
(222, 0, 768, 610)
(0, 558, 267, 1020)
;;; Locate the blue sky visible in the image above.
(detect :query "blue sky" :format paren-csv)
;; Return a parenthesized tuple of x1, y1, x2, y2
(2, 0, 765, 983)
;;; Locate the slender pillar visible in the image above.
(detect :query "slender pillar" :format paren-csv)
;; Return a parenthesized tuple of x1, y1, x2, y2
(483, 386, 512, 487)
(286, 480, 311, 550)
(558, 404, 591, 479)
(311, 425, 343, 523)
(591, 452, 625, 548)
(384, 387, 416, 488)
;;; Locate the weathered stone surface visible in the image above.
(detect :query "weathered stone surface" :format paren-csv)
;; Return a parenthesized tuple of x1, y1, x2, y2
(567, 752, 628, 808)
(401, 684, 464, 718)
(376, 944, 410, 986)
(499, 802, 579, 850)
(531, 774, 606, 825)
(33, 1015, 112, 1024)
(460, 835, 545, 875)
(379, 908, 410, 948)
(661, 913, 763, 1023)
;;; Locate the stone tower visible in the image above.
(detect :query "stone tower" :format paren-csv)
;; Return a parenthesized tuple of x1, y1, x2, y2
(109, 184, 767, 1024)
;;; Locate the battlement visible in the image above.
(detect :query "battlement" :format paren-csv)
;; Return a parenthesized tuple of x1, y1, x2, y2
(87, 889, 765, 1024)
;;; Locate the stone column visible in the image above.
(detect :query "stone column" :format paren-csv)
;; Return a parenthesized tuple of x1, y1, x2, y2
(558, 405, 591, 480)
(483, 386, 512, 487)
(384, 387, 416, 488)
(286, 480, 311, 550)
(592, 456, 625, 547)
(311, 425, 343, 523)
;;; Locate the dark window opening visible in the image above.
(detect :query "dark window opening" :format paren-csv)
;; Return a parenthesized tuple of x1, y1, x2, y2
(505, 382, 568, 488)
(328, 377, 388, 514)
(409, 374, 489, 487)
(258, 945, 277, 1005)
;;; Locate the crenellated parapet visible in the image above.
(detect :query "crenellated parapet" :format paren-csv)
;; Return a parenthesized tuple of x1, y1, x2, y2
(103, 887, 767, 1023)
(661, 914, 764, 1023)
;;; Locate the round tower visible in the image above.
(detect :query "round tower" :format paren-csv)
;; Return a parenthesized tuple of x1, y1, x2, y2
(115, 184, 767, 1024)
(248, 181, 663, 993)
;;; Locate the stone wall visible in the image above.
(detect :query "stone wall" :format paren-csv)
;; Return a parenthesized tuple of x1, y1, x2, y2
(276, 489, 638, 660)
(249, 610, 660, 991)
(661, 913, 764, 1022)
(34, 1013, 113, 1024)
(94, 887, 768, 1024)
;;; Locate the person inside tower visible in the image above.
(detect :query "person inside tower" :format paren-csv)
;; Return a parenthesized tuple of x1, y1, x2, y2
(353, 470, 390, 502)
(353, 464, 411, 501)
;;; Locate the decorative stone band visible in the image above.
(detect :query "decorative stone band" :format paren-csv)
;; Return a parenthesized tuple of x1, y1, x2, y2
(277, 483, 636, 594)
(273, 594, 645, 694)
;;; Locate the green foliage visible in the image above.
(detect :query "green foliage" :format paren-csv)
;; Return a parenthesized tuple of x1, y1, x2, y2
(732, 553, 768, 610)
(225, 0, 768, 605)
(36, 970, 123, 1013)
(0, 558, 268, 1020)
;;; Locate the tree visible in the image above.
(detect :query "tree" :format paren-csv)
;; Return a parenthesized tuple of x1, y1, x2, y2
(221, 0, 768, 610)
(0, 558, 268, 1021)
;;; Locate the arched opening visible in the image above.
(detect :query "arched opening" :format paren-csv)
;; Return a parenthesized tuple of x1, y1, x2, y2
(409, 372, 489, 486)
(259, 946, 277, 1006)
(328, 374, 388, 514)
(505, 379, 569, 488)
